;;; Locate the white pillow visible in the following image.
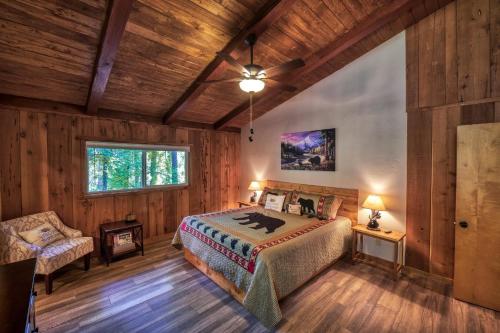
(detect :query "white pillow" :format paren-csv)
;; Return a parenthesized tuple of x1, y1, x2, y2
(265, 194, 286, 212)
(287, 203, 302, 215)
(18, 222, 65, 247)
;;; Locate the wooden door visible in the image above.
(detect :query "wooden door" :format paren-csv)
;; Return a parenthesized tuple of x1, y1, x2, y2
(454, 122, 500, 311)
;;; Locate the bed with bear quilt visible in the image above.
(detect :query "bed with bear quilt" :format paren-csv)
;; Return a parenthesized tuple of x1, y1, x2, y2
(172, 205, 352, 327)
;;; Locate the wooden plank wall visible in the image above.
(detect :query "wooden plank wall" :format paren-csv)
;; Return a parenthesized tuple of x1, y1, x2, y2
(406, 0, 500, 278)
(0, 101, 240, 248)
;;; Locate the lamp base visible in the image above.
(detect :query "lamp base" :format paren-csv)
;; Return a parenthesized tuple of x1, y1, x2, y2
(367, 219, 380, 231)
(250, 192, 257, 203)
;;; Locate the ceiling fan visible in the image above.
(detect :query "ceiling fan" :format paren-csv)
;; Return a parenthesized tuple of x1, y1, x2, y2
(199, 33, 305, 94)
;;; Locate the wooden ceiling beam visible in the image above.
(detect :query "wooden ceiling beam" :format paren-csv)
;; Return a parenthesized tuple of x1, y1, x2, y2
(86, 0, 134, 114)
(0, 94, 239, 133)
(213, 0, 427, 129)
(161, 0, 297, 124)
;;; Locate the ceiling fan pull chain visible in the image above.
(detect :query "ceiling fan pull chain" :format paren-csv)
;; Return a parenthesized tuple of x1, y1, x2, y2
(249, 93, 254, 142)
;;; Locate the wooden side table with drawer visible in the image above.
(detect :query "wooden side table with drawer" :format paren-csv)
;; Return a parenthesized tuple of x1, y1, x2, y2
(351, 224, 406, 280)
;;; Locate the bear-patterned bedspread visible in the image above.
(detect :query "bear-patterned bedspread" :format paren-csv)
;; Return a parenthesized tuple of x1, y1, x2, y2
(172, 206, 352, 328)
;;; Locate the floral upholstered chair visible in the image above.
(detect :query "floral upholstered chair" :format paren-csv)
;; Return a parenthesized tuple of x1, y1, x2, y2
(0, 211, 93, 294)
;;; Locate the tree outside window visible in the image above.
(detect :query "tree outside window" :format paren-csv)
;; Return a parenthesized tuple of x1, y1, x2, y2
(86, 142, 188, 193)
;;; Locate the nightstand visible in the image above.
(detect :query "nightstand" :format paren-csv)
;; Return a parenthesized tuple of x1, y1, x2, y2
(237, 200, 258, 208)
(351, 224, 406, 280)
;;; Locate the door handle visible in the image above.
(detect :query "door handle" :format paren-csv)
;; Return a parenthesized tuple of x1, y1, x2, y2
(459, 221, 468, 228)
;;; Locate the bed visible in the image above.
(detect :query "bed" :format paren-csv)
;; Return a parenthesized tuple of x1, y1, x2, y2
(172, 180, 358, 327)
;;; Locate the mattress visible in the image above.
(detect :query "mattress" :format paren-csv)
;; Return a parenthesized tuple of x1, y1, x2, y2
(172, 206, 352, 327)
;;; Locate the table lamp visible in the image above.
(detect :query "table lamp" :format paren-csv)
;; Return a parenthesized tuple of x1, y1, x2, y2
(362, 194, 386, 230)
(248, 181, 262, 203)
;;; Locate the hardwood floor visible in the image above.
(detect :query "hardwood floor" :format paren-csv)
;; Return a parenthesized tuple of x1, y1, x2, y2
(35, 237, 499, 333)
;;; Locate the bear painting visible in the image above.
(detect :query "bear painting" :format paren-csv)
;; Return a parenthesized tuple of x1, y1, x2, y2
(281, 128, 336, 171)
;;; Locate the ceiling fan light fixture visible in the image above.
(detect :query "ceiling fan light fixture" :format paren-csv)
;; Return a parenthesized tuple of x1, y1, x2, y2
(239, 78, 265, 93)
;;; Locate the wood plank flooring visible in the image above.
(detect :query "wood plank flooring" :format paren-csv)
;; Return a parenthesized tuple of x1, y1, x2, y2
(35, 236, 499, 333)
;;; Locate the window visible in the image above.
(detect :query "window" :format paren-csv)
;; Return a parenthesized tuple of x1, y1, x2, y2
(85, 141, 189, 194)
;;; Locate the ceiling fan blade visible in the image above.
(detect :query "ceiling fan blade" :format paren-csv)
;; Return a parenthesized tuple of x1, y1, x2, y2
(217, 52, 249, 75)
(265, 79, 298, 92)
(198, 78, 241, 84)
(265, 58, 305, 78)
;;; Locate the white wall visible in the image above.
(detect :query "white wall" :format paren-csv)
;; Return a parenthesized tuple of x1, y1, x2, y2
(240, 32, 407, 261)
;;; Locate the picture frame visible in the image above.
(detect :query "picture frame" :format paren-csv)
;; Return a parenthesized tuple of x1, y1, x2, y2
(281, 128, 336, 171)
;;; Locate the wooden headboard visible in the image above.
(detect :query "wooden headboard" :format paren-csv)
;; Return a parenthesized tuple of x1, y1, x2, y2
(263, 180, 359, 225)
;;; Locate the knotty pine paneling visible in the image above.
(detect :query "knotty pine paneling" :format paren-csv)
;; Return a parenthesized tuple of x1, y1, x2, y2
(417, 7, 446, 107)
(406, 24, 419, 110)
(180, 0, 454, 126)
(19, 111, 49, 216)
(407, 104, 499, 277)
(430, 105, 460, 277)
(0, 103, 241, 247)
(406, 111, 433, 272)
(47, 113, 74, 225)
(406, 0, 500, 278)
(0, 111, 22, 220)
(408, 0, 500, 111)
(0, 0, 106, 105)
(99, 0, 268, 116)
(444, 2, 458, 104)
(461, 102, 496, 125)
(457, 0, 492, 102)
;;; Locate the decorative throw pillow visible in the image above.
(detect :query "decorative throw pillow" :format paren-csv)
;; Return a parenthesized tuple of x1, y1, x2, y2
(258, 187, 293, 210)
(264, 194, 286, 212)
(18, 222, 65, 247)
(291, 192, 323, 216)
(327, 196, 344, 219)
(291, 192, 341, 219)
(287, 203, 302, 215)
(316, 196, 343, 219)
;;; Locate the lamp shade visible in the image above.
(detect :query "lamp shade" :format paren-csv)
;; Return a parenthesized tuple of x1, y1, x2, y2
(239, 79, 265, 93)
(362, 194, 386, 211)
(248, 181, 262, 191)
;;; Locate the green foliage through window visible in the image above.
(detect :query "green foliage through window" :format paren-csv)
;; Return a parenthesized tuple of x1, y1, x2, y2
(86, 142, 188, 193)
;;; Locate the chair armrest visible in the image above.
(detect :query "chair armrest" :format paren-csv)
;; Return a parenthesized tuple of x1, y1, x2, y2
(59, 226, 82, 238)
(46, 214, 83, 238)
(0, 233, 41, 265)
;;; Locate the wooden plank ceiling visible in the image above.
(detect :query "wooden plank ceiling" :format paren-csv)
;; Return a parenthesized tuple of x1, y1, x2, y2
(0, 0, 452, 129)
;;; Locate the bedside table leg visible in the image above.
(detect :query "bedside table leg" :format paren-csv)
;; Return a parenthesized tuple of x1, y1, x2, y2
(393, 241, 399, 280)
(104, 234, 110, 267)
(351, 231, 357, 263)
(141, 227, 144, 256)
(359, 234, 364, 259)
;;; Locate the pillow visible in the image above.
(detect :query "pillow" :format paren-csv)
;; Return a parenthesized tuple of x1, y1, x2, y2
(316, 196, 343, 219)
(291, 192, 323, 216)
(327, 197, 343, 219)
(287, 203, 302, 215)
(264, 194, 286, 212)
(291, 192, 341, 219)
(258, 187, 293, 210)
(18, 222, 65, 247)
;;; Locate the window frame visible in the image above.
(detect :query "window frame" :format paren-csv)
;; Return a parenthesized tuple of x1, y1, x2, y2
(84, 141, 190, 196)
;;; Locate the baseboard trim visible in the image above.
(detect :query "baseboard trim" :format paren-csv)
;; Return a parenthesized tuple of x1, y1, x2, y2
(353, 252, 453, 284)
(404, 265, 453, 284)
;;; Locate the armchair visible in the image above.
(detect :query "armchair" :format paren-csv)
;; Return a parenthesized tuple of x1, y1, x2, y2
(0, 211, 93, 294)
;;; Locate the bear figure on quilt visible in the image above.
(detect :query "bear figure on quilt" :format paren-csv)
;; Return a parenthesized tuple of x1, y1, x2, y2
(233, 212, 286, 234)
